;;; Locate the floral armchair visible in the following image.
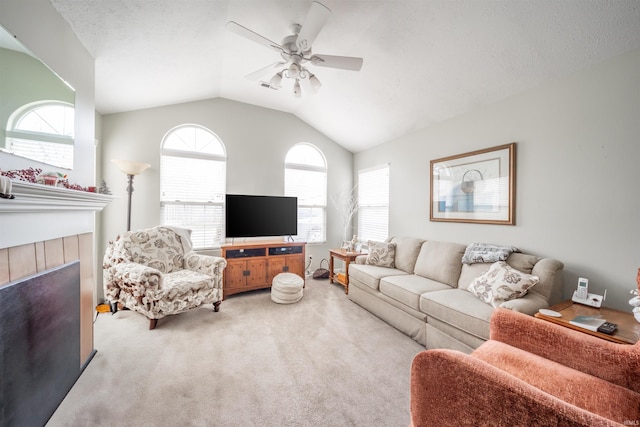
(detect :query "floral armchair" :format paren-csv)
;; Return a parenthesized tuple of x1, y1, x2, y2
(103, 226, 227, 329)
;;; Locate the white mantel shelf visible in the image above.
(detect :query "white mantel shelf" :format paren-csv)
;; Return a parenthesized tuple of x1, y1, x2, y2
(0, 180, 114, 249)
(0, 181, 114, 213)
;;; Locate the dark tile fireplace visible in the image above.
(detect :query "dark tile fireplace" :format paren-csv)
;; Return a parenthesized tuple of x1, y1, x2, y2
(1, 261, 80, 426)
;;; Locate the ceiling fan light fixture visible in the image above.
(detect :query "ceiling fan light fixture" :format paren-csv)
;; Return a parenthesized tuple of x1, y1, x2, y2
(227, 2, 363, 98)
(288, 62, 300, 79)
(269, 72, 283, 88)
(293, 79, 302, 97)
(309, 74, 321, 92)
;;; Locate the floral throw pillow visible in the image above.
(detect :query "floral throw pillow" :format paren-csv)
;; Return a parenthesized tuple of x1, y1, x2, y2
(365, 241, 397, 268)
(468, 261, 540, 307)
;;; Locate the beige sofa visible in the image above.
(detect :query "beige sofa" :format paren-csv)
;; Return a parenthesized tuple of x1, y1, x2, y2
(347, 237, 564, 353)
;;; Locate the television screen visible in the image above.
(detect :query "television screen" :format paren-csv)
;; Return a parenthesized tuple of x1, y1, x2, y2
(225, 194, 298, 238)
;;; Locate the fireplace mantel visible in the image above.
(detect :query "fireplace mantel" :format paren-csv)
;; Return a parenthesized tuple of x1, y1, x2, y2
(0, 181, 113, 249)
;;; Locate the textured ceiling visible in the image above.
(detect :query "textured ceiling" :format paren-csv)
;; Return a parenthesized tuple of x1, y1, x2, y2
(49, 0, 640, 152)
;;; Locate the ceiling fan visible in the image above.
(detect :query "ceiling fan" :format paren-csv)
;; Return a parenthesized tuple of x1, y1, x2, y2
(226, 1, 363, 97)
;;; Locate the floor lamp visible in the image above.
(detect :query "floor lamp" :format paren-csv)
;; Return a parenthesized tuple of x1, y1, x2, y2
(112, 159, 150, 231)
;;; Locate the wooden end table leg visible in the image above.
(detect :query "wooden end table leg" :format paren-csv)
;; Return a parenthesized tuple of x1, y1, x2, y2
(344, 258, 350, 294)
(329, 255, 335, 283)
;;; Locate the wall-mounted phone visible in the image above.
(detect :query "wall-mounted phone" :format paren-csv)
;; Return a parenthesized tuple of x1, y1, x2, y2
(572, 277, 606, 308)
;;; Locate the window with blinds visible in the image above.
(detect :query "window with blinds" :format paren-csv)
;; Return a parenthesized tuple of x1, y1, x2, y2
(6, 101, 74, 169)
(358, 164, 390, 242)
(160, 125, 226, 249)
(285, 143, 327, 243)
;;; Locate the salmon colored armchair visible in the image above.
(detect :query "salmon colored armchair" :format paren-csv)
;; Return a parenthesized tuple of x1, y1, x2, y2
(410, 308, 640, 426)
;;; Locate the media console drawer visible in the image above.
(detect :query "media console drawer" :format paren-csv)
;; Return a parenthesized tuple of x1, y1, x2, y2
(225, 248, 265, 258)
(221, 241, 306, 297)
(268, 245, 303, 256)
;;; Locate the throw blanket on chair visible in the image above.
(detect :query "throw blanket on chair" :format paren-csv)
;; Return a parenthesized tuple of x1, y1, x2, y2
(462, 243, 520, 264)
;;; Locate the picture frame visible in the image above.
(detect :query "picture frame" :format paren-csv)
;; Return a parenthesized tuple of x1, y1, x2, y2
(430, 142, 516, 225)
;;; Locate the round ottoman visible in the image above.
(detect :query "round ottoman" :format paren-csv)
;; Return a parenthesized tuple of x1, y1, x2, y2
(271, 272, 304, 304)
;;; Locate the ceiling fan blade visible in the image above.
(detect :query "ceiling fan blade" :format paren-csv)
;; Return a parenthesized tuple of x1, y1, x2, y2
(310, 54, 363, 71)
(226, 21, 283, 53)
(245, 61, 287, 80)
(296, 2, 331, 52)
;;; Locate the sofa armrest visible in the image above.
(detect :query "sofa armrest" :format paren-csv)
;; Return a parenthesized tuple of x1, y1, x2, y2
(530, 257, 564, 303)
(410, 349, 615, 427)
(489, 308, 640, 392)
(184, 252, 227, 288)
(498, 292, 548, 314)
(355, 254, 367, 264)
(104, 263, 162, 301)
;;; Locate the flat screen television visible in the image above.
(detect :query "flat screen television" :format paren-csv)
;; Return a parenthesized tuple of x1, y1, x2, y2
(225, 194, 298, 238)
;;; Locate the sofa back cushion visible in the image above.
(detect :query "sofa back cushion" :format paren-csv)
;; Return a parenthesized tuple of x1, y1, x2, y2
(389, 236, 426, 273)
(414, 241, 466, 288)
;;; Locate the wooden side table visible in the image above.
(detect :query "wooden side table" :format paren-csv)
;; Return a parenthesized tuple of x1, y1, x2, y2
(328, 249, 362, 294)
(535, 300, 640, 344)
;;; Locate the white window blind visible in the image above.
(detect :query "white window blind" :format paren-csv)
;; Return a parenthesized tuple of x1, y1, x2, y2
(6, 102, 74, 169)
(160, 125, 226, 249)
(285, 143, 327, 243)
(358, 164, 389, 242)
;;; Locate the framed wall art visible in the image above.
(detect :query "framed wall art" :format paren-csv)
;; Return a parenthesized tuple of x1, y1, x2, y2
(430, 142, 516, 225)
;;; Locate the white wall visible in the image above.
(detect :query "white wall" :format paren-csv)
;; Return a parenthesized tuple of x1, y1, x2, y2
(355, 48, 640, 311)
(99, 97, 353, 300)
(0, 0, 95, 186)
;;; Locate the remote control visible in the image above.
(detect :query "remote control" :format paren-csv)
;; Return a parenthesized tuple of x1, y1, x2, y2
(597, 322, 617, 334)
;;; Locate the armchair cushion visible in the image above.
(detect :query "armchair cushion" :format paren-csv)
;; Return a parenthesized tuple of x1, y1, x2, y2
(411, 350, 618, 427)
(473, 340, 640, 422)
(489, 307, 640, 392)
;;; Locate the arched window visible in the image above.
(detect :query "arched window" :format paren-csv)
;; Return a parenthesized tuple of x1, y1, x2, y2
(6, 101, 74, 169)
(160, 124, 226, 249)
(285, 143, 327, 243)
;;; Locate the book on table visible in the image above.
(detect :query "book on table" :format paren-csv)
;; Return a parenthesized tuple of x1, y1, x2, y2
(569, 315, 606, 332)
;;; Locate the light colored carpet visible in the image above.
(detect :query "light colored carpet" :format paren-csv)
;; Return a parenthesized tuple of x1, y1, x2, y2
(47, 279, 424, 426)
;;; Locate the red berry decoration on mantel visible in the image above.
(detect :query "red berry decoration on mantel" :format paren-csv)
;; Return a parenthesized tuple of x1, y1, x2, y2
(0, 167, 92, 192)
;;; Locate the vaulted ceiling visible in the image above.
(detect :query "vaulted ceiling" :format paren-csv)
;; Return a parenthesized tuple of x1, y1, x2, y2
(49, 0, 640, 152)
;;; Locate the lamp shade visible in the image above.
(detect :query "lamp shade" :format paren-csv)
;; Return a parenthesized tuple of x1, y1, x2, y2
(269, 72, 283, 88)
(293, 80, 302, 97)
(112, 159, 150, 175)
(309, 74, 321, 92)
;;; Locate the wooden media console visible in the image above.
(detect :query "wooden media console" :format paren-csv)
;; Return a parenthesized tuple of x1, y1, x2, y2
(221, 241, 306, 297)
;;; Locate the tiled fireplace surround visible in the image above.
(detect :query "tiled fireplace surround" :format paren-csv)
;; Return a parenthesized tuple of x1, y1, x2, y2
(0, 181, 112, 366)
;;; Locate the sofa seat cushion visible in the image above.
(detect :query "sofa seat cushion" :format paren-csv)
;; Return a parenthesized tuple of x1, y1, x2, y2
(421, 289, 494, 341)
(414, 241, 466, 288)
(348, 264, 409, 291)
(472, 340, 640, 423)
(380, 274, 451, 311)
